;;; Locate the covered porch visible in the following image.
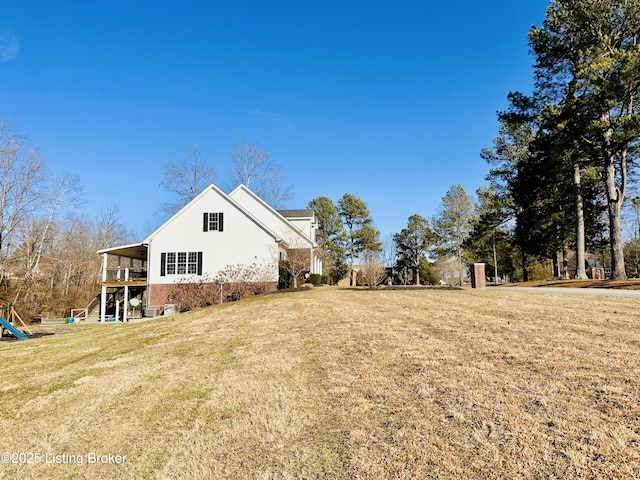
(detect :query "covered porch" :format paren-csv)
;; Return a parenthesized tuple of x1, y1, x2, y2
(97, 242, 149, 323)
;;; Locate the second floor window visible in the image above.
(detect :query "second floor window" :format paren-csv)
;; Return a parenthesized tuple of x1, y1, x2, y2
(203, 212, 224, 232)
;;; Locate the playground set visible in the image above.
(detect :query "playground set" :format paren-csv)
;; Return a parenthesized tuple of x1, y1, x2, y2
(0, 303, 31, 341)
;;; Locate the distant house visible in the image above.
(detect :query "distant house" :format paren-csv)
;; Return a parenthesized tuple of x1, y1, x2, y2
(97, 184, 321, 322)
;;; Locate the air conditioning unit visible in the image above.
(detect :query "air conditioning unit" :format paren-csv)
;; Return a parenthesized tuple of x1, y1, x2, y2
(144, 308, 161, 318)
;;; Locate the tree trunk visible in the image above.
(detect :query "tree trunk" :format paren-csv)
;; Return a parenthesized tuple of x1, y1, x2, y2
(492, 236, 498, 284)
(572, 161, 588, 279)
(602, 111, 627, 280)
(604, 155, 627, 279)
(606, 189, 627, 279)
(456, 242, 463, 287)
(349, 228, 355, 287)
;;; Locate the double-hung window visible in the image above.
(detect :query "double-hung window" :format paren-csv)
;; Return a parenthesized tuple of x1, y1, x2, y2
(188, 252, 198, 274)
(177, 252, 187, 274)
(203, 212, 224, 232)
(166, 252, 176, 275)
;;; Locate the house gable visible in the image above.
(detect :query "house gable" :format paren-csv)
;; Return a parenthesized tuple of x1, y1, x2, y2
(144, 184, 282, 286)
(229, 185, 316, 249)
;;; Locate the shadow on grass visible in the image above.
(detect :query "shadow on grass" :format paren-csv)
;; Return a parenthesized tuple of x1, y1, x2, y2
(0, 331, 56, 342)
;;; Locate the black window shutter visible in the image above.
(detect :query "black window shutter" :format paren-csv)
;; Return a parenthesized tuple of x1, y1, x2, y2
(160, 252, 166, 276)
(203, 212, 209, 232)
(197, 252, 203, 275)
(219, 212, 224, 232)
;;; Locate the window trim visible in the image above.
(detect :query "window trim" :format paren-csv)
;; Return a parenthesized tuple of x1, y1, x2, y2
(203, 212, 224, 232)
(160, 251, 203, 276)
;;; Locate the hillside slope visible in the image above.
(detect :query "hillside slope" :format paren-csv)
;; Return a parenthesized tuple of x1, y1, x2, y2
(1, 288, 639, 479)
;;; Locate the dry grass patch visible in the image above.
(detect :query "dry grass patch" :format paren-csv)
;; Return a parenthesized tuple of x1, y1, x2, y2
(0, 288, 639, 478)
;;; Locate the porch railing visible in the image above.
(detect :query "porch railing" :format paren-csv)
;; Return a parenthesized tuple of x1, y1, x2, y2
(104, 268, 147, 282)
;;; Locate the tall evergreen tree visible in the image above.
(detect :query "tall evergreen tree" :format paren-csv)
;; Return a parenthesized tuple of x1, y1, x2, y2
(308, 196, 347, 283)
(465, 187, 517, 283)
(432, 185, 474, 286)
(337, 193, 381, 286)
(529, 0, 640, 278)
(485, 88, 607, 280)
(393, 214, 435, 286)
(482, 102, 538, 280)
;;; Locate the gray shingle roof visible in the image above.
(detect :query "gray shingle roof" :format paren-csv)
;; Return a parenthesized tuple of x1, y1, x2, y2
(278, 209, 313, 218)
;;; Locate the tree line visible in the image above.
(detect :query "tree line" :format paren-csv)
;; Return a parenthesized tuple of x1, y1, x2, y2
(0, 122, 133, 320)
(471, 0, 640, 281)
(310, 0, 640, 287)
(2, 0, 637, 319)
(307, 184, 474, 288)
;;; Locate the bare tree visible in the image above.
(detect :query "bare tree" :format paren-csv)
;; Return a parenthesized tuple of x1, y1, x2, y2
(381, 233, 397, 270)
(0, 122, 48, 286)
(160, 146, 215, 215)
(229, 142, 293, 208)
(279, 233, 311, 288)
(47, 215, 102, 314)
(95, 204, 130, 249)
(18, 172, 82, 283)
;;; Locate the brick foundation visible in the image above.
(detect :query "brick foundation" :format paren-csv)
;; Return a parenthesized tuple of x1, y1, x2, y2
(148, 284, 175, 309)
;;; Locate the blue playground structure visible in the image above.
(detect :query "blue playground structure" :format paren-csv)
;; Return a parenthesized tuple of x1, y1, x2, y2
(0, 317, 29, 340)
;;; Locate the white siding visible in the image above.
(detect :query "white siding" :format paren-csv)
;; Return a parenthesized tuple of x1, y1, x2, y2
(229, 186, 313, 247)
(287, 218, 316, 242)
(228, 186, 322, 274)
(146, 187, 279, 284)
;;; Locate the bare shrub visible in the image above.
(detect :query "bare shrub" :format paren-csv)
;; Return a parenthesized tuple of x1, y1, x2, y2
(433, 256, 463, 286)
(360, 250, 387, 288)
(167, 262, 276, 312)
(167, 274, 220, 312)
(216, 262, 275, 299)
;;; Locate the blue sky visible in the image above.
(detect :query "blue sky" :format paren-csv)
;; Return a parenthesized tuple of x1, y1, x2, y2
(0, 0, 549, 240)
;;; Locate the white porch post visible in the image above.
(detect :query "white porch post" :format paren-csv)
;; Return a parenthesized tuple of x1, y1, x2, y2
(115, 290, 120, 323)
(123, 268, 129, 323)
(100, 253, 107, 323)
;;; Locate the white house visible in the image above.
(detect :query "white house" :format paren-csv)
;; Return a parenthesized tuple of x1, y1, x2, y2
(97, 184, 321, 322)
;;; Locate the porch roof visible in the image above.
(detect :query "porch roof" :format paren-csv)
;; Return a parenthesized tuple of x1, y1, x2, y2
(97, 242, 148, 261)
